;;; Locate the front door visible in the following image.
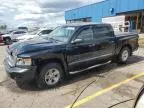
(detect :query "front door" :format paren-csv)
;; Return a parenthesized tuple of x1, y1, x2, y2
(66, 26, 94, 71)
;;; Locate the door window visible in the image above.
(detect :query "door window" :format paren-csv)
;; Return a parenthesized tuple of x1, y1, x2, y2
(93, 25, 112, 39)
(77, 26, 93, 41)
(40, 30, 52, 35)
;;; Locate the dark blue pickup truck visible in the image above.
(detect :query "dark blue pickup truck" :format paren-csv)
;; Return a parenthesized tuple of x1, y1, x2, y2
(4, 23, 139, 88)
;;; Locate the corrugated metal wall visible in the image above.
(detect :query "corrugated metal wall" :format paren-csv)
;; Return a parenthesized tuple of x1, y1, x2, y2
(65, 0, 144, 22)
(116, 0, 144, 13)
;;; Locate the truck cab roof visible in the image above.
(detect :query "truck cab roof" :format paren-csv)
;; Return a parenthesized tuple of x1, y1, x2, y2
(63, 22, 111, 27)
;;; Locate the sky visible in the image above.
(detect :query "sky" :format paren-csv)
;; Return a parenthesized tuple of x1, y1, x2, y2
(0, 0, 103, 28)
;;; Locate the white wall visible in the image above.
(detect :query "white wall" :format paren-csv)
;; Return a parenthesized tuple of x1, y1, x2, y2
(102, 15, 127, 32)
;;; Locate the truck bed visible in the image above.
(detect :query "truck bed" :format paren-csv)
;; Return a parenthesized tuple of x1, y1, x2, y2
(115, 32, 138, 37)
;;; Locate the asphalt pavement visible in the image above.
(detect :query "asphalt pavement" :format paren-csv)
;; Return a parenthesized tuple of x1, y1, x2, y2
(0, 44, 144, 108)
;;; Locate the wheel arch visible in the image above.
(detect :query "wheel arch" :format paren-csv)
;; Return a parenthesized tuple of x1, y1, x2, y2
(36, 58, 68, 77)
(120, 44, 132, 55)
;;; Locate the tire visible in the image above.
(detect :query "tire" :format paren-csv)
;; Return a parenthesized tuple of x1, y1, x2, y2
(117, 47, 130, 64)
(4, 38, 12, 45)
(16, 80, 25, 89)
(36, 63, 64, 89)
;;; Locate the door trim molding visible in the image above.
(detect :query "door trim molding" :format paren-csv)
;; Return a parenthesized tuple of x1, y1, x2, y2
(69, 53, 112, 66)
(69, 61, 111, 74)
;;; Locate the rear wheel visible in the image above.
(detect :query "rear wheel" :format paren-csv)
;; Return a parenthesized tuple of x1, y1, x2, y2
(117, 47, 130, 64)
(36, 63, 64, 89)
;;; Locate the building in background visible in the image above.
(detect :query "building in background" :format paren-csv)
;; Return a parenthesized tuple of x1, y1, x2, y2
(65, 0, 144, 33)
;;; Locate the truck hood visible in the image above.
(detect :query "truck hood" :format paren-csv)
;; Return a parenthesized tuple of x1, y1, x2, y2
(2, 34, 11, 37)
(17, 34, 37, 40)
(8, 37, 65, 55)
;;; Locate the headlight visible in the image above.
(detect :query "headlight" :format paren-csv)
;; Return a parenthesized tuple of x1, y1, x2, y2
(16, 58, 32, 66)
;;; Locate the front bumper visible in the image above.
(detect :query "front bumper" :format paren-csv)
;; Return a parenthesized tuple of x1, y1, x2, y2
(4, 59, 37, 82)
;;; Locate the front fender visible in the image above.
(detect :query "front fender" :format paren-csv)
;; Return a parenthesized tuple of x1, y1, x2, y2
(19, 51, 68, 73)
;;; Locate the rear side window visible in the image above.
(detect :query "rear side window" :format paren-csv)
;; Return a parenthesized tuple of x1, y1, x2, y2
(18, 27, 28, 29)
(13, 31, 26, 34)
(41, 30, 52, 34)
(93, 25, 113, 39)
(20, 31, 26, 34)
(77, 26, 93, 41)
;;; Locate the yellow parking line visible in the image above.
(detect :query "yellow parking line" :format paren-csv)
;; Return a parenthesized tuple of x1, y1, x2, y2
(65, 72, 144, 108)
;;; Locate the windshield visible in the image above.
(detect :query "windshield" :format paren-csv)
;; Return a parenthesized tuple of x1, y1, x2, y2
(44, 26, 76, 42)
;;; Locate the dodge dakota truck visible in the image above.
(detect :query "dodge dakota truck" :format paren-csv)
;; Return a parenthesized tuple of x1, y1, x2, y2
(4, 23, 139, 88)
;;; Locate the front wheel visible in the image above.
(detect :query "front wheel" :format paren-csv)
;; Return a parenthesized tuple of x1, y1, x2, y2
(16, 80, 25, 89)
(117, 47, 130, 64)
(4, 38, 12, 45)
(36, 63, 64, 89)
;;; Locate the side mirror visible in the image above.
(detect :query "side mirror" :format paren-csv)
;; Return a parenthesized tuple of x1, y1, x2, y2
(134, 86, 144, 108)
(71, 39, 83, 44)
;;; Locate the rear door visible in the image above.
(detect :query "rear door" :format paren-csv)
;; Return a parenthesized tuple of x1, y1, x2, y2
(93, 25, 116, 61)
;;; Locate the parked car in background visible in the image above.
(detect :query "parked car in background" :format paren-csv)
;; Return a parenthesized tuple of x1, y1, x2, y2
(16, 28, 53, 42)
(18, 27, 28, 32)
(2, 30, 28, 45)
(0, 33, 4, 43)
(4, 23, 139, 88)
